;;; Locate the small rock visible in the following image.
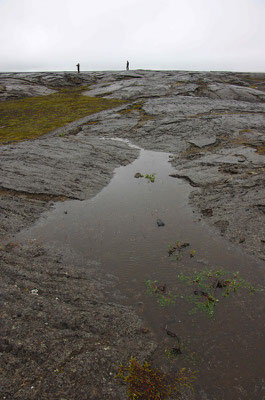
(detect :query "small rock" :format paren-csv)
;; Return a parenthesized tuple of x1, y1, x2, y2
(202, 208, 213, 217)
(64, 211, 68, 214)
(188, 137, 217, 148)
(134, 172, 143, 178)
(157, 218, 165, 227)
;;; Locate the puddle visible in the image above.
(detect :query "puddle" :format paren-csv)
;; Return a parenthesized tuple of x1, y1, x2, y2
(17, 140, 265, 399)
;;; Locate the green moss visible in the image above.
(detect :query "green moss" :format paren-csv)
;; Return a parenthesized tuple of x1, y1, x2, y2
(119, 103, 143, 115)
(239, 129, 252, 134)
(85, 120, 100, 125)
(0, 86, 125, 143)
(119, 102, 154, 127)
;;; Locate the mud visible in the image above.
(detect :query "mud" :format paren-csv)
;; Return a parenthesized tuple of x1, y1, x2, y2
(0, 70, 264, 399)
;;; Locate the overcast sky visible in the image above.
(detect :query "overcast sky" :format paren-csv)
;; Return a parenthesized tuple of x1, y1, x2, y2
(0, 0, 264, 72)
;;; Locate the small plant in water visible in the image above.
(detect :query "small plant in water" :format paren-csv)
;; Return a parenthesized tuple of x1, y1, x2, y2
(145, 280, 176, 307)
(134, 173, 155, 182)
(177, 269, 256, 318)
(145, 173, 155, 183)
(165, 346, 182, 359)
(146, 270, 257, 318)
(117, 357, 196, 399)
(190, 250, 196, 258)
(168, 241, 190, 261)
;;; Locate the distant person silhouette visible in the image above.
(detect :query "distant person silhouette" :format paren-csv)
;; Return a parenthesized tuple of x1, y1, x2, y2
(126, 60, 129, 71)
(76, 63, 80, 73)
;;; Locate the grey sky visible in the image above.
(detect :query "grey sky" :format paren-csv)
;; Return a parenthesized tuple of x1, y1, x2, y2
(0, 0, 264, 72)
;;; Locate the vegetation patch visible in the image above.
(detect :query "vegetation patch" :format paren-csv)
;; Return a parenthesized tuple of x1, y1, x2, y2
(145, 173, 156, 183)
(165, 339, 198, 365)
(229, 132, 265, 155)
(84, 120, 100, 125)
(119, 102, 154, 123)
(119, 103, 143, 114)
(146, 268, 258, 318)
(117, 357, 196, 399)
(0, 86, 125, 143)
(145, 280, 177, 307)
(255, 143, 265, 155)
(177, 269, 256, 317)
(168, 241, 190, 261)
(134, 173, 156, 182)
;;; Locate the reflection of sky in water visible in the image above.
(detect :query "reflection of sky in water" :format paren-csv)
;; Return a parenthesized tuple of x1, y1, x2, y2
(17, 142, 265, 400)
(18, 145, 264, 279)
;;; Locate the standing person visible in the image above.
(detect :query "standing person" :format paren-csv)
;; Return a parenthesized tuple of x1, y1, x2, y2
(126, 60, 129, 71)
(76, 63, 80, 73)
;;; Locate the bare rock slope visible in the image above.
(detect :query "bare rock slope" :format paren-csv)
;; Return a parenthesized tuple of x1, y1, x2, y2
(0, 70, 264, 399)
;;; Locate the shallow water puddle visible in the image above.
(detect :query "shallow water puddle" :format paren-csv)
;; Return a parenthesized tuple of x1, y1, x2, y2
(17, 139, 265, 399)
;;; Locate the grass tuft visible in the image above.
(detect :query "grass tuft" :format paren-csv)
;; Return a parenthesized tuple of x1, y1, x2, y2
(0, 86, 125, 143)
(117, 357, 196, 399)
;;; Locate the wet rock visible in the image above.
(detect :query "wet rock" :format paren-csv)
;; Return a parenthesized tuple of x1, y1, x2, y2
(214, 220, 229, 234)
(199, 83, 265, 103)
(188, 137, 217, 148)
(156, 218, 165, 227)
(0, 242, 156, 400)
(254, 204, 265, 214)
(169, 173, 199, 187)
(221, 166, 240, 174)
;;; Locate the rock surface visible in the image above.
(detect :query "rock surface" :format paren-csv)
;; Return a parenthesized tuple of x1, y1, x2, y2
(0, 70, 265, 399)
(0, 242, 155, 400)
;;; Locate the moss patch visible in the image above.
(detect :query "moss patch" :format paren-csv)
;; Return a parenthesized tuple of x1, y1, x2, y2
(119, 103, 143, 115)
(0, 87, 125, 143)
(255, 143, 265, 155)
(119, 102, 154, 125)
